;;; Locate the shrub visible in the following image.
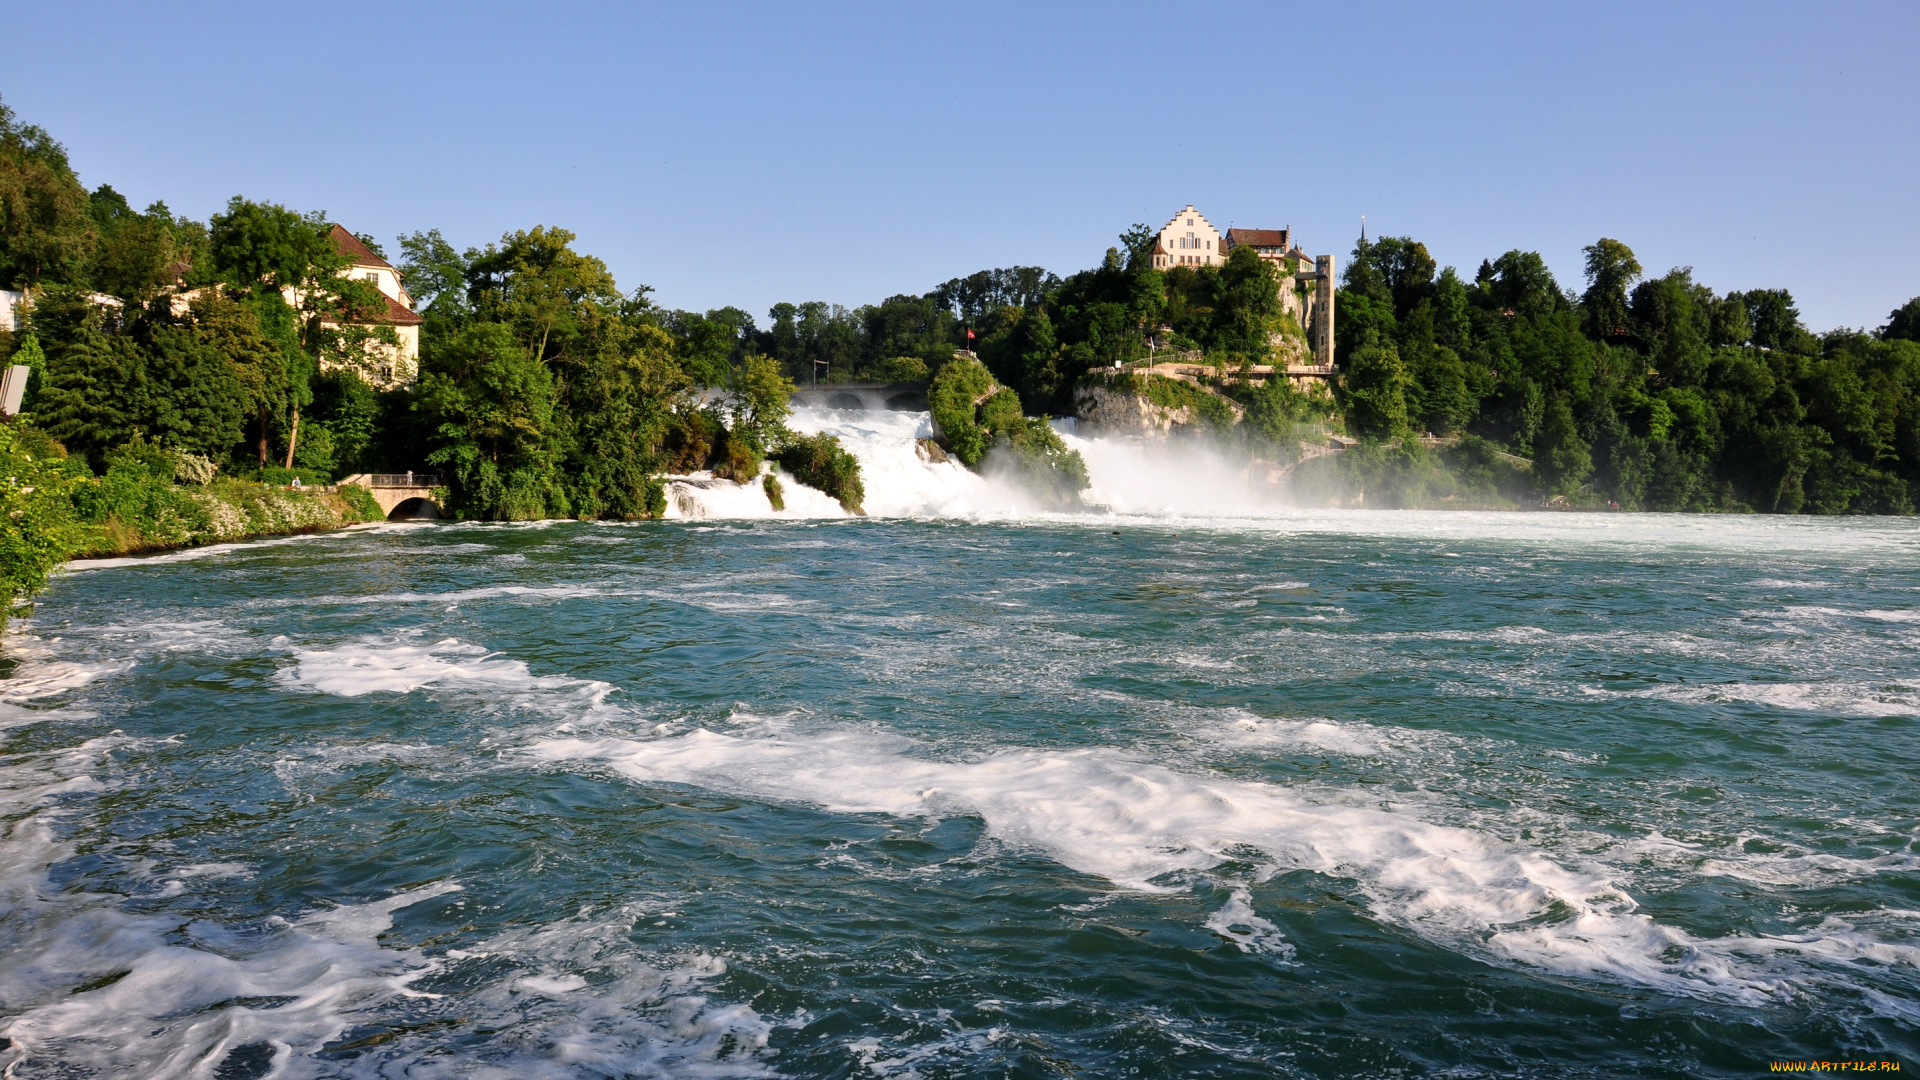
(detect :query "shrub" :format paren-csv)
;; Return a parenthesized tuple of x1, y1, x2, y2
(774, 432, 865, 513)
(763, 473, 785, 512)
(172, 450, 218, 485)
(710, 427, 763, 482)
(0, 423, 83, 631)
(984, 416, 1090, 507)
(334, 483, 385, 521)
(869, 355, 929, 381)
(661, 407, 719, 474)
(929, 356, 996, 466)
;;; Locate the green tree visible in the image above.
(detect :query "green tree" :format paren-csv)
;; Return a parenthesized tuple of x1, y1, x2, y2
(0, 96, 92, 288)
(1534, 395, 1593, 494)
(0, 422, 82, 631)
(189, 292, 289, 467)
(1210, 245, 1284, 358)
(1882, 296, 1920, 343)
(84, 185, 180, 300)
(139, 323, 247, 456)
(1631, 270, 1712, 386)
(561, 321, 680, 518)
(1342, 338, 1412, 440)
(1579, 238, 1641, 341)
(10, 332, 46, 412)
(465, 225, 621, 364)
(418, 321, 562, 519)
(1709, 291, 1752, 347)
(726, 353, 794, 452)
(1745, 290, 1810, 353)
(928, 355, 997, 465)
(34, 288, 143, 465)
(208, 197, 341, 292)
(1485, 251, 1563, 318)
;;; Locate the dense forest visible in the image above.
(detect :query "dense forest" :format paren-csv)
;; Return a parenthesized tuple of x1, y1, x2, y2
(5, 87, 1920, 536)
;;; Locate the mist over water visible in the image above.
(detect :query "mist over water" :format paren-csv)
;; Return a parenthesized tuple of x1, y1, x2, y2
(3, 410, 1919, 1076)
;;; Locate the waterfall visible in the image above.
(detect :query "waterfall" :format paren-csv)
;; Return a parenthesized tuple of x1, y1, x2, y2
(664, 407, 1289, 521)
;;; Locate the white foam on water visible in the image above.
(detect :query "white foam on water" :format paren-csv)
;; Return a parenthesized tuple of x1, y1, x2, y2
(390, 904, 777, 1080)
(296, 583, 606, 607)
(1786, 605, 1920, 624)
(663, 468, 847, 520)
(527, 727, 1920, 1008)
(1612, 831, 1920, 889)
(1056, 427, 1282, 518)
(1207, 711, 1391, 758)
(1204, 887, 1296, 960)
(786, 408, 1036, 519)
(0, 635, 130, 719)
(715, 408, 1920, 565)
(0, 721, 772, 1078)
(277, 635, 612, 710)
(1619, 680, 1920, 717)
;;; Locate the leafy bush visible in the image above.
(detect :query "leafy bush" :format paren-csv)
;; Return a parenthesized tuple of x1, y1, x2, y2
(661, 407, 719, 473)
(774, 432, 865, 513)
(984, 416, 1090, 507)
(763, 473, 785, 512)
(171, 450, 218, 485)
(868, 355, 930, 381)
(710, 427, 763, 482)
(334, 483, 385, 521)
(928, 356, 995, 466)
(0, 424, 83, 631)
(932, 355, 1087, 502)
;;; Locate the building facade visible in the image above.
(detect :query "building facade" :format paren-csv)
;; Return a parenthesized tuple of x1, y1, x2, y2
(1150, 205, 1224, 269)
(309, 225, 424, 388)
(1146, 206, 1338, 367)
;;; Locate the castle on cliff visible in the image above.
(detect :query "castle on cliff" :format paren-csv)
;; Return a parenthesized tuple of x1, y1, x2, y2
(1147, 205, 1335, 366)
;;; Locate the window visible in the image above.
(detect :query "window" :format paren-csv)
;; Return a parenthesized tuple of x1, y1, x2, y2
(1186, 219, 1194, 226)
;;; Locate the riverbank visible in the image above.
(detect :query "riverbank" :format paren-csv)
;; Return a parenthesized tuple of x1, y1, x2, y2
(71, 477, 386, 559)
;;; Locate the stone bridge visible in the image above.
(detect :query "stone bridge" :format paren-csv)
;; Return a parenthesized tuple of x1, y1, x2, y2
(789, 381, 929, 412)
(339, 473, 445, 519)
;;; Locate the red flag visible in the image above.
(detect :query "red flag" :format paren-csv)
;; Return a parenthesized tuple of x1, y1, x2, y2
(966, 329, 975, 340)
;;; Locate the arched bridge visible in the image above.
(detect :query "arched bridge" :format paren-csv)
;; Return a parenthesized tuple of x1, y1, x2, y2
(340, 473, 445, 520)
(789, 381, 929, 412)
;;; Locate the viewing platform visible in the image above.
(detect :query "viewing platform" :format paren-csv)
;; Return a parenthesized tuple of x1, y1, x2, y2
(1086, 358, 1338, 386)
(339, 473, 445, 519)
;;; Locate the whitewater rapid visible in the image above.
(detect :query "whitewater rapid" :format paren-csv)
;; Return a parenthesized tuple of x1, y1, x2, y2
(663, 407, 1283, 521)
(8, 428, 1920, 1075)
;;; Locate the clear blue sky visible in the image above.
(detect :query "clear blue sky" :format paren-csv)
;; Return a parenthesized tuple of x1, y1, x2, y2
(6, 0, 1915, 331)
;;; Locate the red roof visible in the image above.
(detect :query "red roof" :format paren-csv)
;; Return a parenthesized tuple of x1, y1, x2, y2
(1226, 228, 1290, 249)
(380, 293, 424, 326)
(329, 224, 394, 269)
(324, 291, 424, 327)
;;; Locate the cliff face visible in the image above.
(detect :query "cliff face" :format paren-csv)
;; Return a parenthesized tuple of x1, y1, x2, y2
(1071, 383, 1242, 437)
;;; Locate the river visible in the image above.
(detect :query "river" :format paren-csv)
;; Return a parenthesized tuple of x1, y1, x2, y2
(2, 409, 1916, 1077)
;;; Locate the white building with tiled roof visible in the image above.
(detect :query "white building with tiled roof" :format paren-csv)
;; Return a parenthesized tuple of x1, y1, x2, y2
(1145, 205, 1336, 366)
(1150, 205, 1223, 269)
(316, 225, 423, 386)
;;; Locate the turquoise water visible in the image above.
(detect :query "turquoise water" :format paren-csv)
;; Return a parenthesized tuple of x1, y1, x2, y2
(3, 496, 1919, 1075)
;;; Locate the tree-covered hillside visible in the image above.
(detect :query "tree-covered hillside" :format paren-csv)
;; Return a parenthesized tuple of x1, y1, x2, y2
(5, 91, 1919, 516)
(1337, 235, 1920, 511)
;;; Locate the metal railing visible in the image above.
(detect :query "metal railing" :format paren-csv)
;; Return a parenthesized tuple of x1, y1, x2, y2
(342, 473, 443, 488)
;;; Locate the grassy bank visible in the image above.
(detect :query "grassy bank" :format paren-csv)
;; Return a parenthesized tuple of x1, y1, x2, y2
(73, 475, 385, 557)
(0, 426, 385, 632)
